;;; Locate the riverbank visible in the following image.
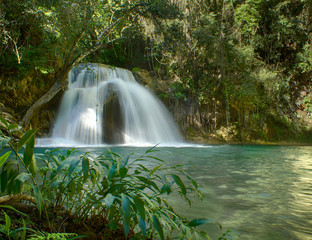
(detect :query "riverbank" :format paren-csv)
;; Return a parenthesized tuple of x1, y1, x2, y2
(185, 132, 312, 146)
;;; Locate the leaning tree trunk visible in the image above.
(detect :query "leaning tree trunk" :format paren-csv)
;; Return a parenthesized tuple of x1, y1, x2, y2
(21, 30, 86, 127)
(22, 40, 113, 127)
(21, 3, 149, 127)
(22, 70, 70, 127)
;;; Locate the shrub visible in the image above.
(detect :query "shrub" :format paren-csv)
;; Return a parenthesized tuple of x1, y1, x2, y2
(0, 115, 213, 239)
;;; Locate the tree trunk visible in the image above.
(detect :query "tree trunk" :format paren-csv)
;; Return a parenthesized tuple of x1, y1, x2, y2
(21, 3, 149, 127)
(22, 70, 69, 126)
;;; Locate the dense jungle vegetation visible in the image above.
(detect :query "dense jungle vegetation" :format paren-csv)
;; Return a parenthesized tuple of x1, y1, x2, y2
(1, 0, 312, 143)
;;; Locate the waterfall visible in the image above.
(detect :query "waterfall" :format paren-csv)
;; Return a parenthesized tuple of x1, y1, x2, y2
(40, 64, 183, 146)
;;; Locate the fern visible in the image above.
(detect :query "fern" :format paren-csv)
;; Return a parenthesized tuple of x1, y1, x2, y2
(28, 232, 78, 240)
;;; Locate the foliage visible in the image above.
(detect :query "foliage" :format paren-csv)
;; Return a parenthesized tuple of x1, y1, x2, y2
(38, 147, 210, 239)
(0, 204, 81, 240)
(1, 0, 311, 142)
(145, 0, 312, 143)
(0, 115, 38, 196)
(0, 205, 27, 240)
(0, 118, 222, 239)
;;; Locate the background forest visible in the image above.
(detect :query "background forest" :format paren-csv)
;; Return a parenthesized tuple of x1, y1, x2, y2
(1, 0, 312, 144)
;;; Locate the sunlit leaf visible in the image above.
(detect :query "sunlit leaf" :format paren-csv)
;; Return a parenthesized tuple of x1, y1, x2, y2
(0, 151, 11, 168)
(4, 211, 11, 232)
(23, 133, 35, 167)
(29, 155, 37, 177)
(15, 172, 31, 183)
(17, 129, 37, 151)
(8, 123, 19, 130)
(0, 115, 9, 128)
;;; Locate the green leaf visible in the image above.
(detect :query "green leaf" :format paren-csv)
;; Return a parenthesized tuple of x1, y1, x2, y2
(160, 183, 172, 194)
(135, 176, 159, 191)
(133, 195, 145, 220)
(15, 172, 31, 183)
(121, 194, 131, 224)
(123, 219, 130, 238)
(67, 148, 76, 158)
(119, 167, 128, 178)
(153, 215, 164, 240)
(145, 146, 158, 154)
(56, 158, 70, 172)
(4, 211, 11, 233)
(22, 218, 26, 239)
(120, 153, 132, 168)
(108, 164, 117, 181)
(0, 151, 11, 168)
(121, 194, 131, 238)
(17, 129, 37, 151)
(13, 179, 21, 194)
(68, 158, 80, 176)
(29, 155, 37, 177)
(82, 156, 89, 181)
(33, 186, 44, 216)
(0, 205, 28, 217)
(0, 116, 9, 128)
(150, 164, 163, 176)
(8, 123, 19, 130)
(172, 174, 186, 195)
(138, 215, 147, 236)
(138, 164, 150, 172)
(23, 133, 35, 167)
(187, 218, 215, 227)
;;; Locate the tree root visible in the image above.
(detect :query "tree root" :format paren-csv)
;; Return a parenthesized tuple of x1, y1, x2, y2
(0, 194, 36, 214)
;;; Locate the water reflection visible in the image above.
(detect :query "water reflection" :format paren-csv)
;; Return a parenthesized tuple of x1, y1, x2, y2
(153, 145, 312, 240)
(286, 147, 312, 240)
(35, 145, 312, 240)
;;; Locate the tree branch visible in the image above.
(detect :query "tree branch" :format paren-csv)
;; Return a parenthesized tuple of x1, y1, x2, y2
(22, 2, 150, 127)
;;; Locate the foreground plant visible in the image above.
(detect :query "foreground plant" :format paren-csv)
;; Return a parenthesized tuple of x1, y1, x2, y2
(38, 147, 211, 239)
(0, 115, 236, 239)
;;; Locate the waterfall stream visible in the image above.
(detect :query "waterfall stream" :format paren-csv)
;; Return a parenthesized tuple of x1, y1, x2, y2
(37, 64, 183, 146)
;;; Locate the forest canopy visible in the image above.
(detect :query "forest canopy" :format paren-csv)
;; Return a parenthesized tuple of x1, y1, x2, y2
(1, 0, 311, 143)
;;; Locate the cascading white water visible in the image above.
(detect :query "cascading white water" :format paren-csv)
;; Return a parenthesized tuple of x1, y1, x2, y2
(41, 64, 183, 146)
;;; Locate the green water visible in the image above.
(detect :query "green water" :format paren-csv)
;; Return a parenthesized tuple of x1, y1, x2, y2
(35, 145, 312, 240)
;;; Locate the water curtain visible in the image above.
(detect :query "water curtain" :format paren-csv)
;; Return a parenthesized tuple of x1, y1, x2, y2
(51, 64, 182, 145)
